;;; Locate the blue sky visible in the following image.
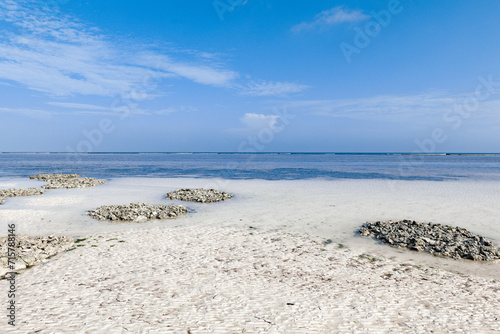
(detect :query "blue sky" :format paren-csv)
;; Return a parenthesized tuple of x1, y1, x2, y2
(1, 0, 500, 152)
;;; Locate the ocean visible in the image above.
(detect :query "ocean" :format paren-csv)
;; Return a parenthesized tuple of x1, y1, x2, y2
(1, 153, 500, 181)
(1, 153, 500, 278)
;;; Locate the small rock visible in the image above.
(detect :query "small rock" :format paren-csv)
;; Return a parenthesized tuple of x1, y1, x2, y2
(30, 174, 81, 181)
(0, 188, 44, 199)
(42, 177, 106, 189)
(88, 202, 188, 222)
(166, 188, 234, 203)
(30, 174, 106, 189)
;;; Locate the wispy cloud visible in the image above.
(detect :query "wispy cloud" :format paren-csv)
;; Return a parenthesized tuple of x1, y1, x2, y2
(287, 93, 460, 122)
(292, 6, 370, 33)
(0, 0, 238, 97)
(241, 80, 309, 96)
(137, 53, 238, 87)
(0, 104, 150, 118)
(154, 106, 197, 115)
(45, 101, 148, 116)
(0, 106, 55, 118)
(0, 0, 308, 121)
(47, 102, 111, 111)
(286, 92, 500, 127)
(48, 101, 196, 117)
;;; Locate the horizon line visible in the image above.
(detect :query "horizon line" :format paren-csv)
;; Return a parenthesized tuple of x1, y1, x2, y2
(1, 152, 500, 155)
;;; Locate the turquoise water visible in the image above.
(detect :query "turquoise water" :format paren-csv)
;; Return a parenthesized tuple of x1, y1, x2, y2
(1, 153, 499, 181)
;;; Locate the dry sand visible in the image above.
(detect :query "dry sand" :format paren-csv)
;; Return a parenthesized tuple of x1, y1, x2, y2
(1, 223, 499, 333)
(0, 177, 499, 332)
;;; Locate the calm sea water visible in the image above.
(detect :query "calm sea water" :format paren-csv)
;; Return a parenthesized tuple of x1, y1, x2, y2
(1, 153, 500, 181)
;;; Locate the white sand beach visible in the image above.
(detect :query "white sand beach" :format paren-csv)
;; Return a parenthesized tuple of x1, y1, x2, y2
(1, 177, 499, 332)
(3, 0, 500, 332)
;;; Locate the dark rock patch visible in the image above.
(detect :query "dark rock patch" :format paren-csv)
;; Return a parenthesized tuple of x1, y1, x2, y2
(166, 188, 234, 203)
(42, 177, 106, 189)
(359, 220, 500, 261)
(88, 202, 188, 222)
(30, 174, 81, 181)
(0, 188, 44, 204)
(1, 235, 74, 278)
(30, 173, 106, 189)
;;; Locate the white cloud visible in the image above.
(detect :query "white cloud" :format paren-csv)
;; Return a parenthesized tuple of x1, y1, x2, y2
(292, 6, 370, 33)
(0, 0, 238, 97)
(138, 54, 238, 87)
(241, 80, 308, 96)
(240, 113, 279, 129)
(227, 112, 282, 135)
(0, 0, 309, 120)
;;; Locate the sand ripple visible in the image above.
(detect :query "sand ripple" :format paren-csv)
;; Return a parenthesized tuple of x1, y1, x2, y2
(1, 224, 498, 333)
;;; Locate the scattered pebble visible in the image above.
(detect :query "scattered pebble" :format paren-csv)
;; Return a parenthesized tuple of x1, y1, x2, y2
(166, 188, 234, 203)
(88, 202, 188, 222)
(359, 220, 500, 261)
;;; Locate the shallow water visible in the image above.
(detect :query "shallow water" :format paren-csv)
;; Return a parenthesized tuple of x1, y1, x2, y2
(1, 176, 499, 278)
(1, 153, 500, 181)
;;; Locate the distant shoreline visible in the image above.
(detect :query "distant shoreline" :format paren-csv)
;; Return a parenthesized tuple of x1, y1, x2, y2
(1, 151, 500, 155)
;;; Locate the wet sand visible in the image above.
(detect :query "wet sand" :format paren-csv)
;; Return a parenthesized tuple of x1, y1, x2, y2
(0, 177, 499, 332)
